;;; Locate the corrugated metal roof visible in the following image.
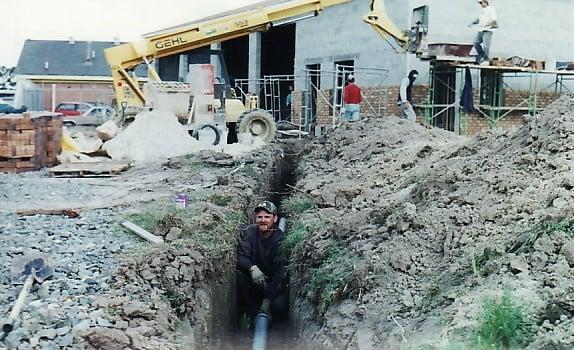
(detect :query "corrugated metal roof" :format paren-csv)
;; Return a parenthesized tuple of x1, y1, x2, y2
(14, 40, 147, 77)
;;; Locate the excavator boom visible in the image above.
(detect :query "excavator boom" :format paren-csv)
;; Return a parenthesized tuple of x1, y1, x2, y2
(105, 0, 350, 107)
(364, 0, 428, 54)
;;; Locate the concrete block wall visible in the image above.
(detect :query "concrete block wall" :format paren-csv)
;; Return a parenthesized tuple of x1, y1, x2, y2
(294, 0, 409, 90)
(294, 0, 574, 91)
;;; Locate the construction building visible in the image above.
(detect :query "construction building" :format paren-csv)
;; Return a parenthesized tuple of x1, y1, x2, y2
(161, 0, 574, 135)
(12, 0, 574, 134)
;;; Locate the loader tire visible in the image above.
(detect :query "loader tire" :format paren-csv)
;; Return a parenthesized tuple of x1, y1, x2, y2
(192, 124, 221, 146)
(236, 109, 277, 143)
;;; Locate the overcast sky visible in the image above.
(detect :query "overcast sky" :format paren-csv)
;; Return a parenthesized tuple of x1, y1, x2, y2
(1, 0, 261, 67)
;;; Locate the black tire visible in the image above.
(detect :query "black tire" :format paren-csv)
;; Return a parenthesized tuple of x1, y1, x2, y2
(192, 124, 221, 145)
(236, 109, 277, 143)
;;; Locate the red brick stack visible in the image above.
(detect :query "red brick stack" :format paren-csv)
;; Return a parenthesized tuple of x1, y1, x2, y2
(0, 112, 62, 172)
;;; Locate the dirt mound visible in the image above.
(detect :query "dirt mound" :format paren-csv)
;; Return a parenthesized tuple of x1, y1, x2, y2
(289, 96, 574, 348)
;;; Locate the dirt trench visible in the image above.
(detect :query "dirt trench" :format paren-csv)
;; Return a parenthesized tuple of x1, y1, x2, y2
(79, 140, 309, 350)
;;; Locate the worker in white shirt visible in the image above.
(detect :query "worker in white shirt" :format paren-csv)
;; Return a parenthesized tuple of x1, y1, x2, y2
(469, 0, 498, 64)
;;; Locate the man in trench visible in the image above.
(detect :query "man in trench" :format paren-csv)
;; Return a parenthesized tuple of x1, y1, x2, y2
(236, 200, 288, 324)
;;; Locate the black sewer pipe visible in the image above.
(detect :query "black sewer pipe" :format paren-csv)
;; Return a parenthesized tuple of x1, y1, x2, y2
(252, 312, 271, 350)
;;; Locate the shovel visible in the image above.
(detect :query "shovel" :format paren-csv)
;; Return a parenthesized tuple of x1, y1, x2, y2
(1, 253, 54, 334)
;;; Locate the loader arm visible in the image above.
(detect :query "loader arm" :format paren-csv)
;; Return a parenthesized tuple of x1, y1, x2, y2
(105, 0, 350, 108)
(364, 0, 428, 54)
(364, 0, 407, 52)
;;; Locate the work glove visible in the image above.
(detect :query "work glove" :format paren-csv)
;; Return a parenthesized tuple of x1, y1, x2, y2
(249, 265, 265, 287)
(260, 299, 271, 315)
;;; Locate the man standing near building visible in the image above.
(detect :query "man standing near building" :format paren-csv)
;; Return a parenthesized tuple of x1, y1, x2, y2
(469, 0, 498, 65)
(397, 69, 418, 122)
(236, 201, 288, 324)
(343, 74, 362, 122)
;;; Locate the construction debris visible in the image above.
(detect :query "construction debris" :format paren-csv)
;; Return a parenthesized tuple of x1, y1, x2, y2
(96, 120, 120, 142)
(490, 56, 546, 70)
(121, 222, 164, 244)
(48, 161, 130, 177)
(16, 209, 80, 218)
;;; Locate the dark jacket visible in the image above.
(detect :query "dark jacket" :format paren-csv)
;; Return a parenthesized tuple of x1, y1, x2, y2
(398, 69, 419, 103)
(237, 224, 286, 299)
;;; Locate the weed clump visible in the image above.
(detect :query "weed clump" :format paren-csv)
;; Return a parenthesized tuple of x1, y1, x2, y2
(308, 245, 367, 315)
(210, 194, 233, 207)
(281, 193, 315, 216)
(127, 204, 244, 258)
(476, 291, 534, 349)
(281, 218, 323, 257)
(508, 218, 574, 254)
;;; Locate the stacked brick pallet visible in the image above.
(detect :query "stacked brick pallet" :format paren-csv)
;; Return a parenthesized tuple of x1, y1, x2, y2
(0, 112, 63, 172)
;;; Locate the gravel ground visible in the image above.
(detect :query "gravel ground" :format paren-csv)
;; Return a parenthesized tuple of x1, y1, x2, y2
(0, 208, 146, 349)
(0, 144, 271, 349)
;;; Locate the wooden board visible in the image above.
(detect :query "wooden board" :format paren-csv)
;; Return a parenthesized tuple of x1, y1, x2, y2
(48, 161, 131, 177)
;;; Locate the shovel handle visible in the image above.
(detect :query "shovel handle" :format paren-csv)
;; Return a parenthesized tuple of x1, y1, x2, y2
(9, 274, 34, 320)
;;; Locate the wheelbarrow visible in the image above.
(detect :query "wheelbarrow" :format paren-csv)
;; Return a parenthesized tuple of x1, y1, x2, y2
(1, 253, 54, 335)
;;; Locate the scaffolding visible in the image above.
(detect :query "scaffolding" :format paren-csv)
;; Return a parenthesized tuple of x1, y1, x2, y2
(234, 75, 296, 122)
(422, 62, 574, 133)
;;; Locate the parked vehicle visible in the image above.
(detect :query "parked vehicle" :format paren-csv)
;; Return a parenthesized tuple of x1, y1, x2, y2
(62, 106, 115, 126)
(54, 102, 94, 116)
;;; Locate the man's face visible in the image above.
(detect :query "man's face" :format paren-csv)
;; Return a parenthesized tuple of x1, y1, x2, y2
(479, 1, 487, 7)
(255, 210, 277, 233)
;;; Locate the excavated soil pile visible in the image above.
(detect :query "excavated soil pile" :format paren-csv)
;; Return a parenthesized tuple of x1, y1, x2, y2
(290, 96, 574, 349)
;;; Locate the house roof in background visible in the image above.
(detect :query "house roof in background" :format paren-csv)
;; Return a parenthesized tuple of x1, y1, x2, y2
(14, 39, 147, 77)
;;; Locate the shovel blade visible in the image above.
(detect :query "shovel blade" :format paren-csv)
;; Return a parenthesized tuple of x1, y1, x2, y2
(11, 253, 54, 285)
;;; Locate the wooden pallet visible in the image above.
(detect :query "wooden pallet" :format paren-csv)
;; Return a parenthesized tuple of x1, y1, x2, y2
(48, 161, 131, 177)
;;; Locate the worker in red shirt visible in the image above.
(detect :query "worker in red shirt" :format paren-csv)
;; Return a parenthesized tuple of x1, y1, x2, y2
(343, 74, 362, 121)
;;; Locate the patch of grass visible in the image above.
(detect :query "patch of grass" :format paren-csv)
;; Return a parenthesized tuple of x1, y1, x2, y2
(416, 342, 472, 350)
(471, 247, 500, 278)
(127, 203, 245, 258)
(191, 209, 244, 257)
(210, 194, 233, 207)
(128, 205, 187, 236)
(280, 218, 324, 257)
(164, 290, 187, 317)
(475, 291, 535, 349)
(240, 164, 258, 178)
(281, 193, 315, 216)
(308, 244, 363, 314)
(128, 210, 160, 231)
(508, 218, 574, 254)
